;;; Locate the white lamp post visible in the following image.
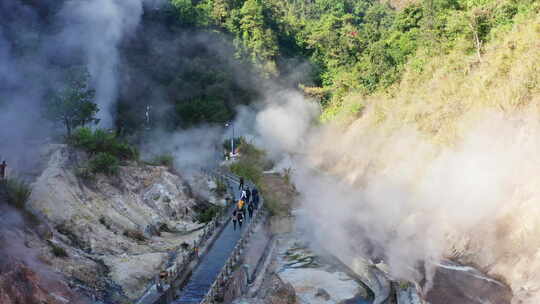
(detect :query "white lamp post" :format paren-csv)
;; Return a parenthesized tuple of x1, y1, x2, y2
(225, 122, 234, 156)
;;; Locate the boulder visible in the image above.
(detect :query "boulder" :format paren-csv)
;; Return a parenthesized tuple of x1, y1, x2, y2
(315, 288, 331, 300)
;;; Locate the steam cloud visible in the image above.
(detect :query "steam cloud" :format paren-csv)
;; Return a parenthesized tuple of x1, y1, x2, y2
(0, 0, 161, 175)
(252, 88, 540, 302)
(59, 0, 163, 127)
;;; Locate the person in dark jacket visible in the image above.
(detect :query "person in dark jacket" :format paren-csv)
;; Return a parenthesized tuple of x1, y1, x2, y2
(232, 210, 238, 230)
(245, 187, 251, 203)
(239, 177, 244, 190)
(237, 210, 244, 229)
(248, 203, 254, 218)
(252, 187, 259, 208)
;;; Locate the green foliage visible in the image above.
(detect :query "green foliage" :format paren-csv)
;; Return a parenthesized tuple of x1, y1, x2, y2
(44, 67, 99, 136)
(238, 0, 279, 75)
(49, 242, 69, 258)
(69, 127, 139, 177)
(229, 139, 269, 185)
(213, 178, 227, 197)
(88, 153, 120, 176)
(169, 0, 534, 117)
(196, 205, 221, 223)
(5, 177, 32, 210)
(69, 128, 139, 161)
(230, 159, 262, 186)
(147, 154, 175, 168)
(175, 97, 233, 128)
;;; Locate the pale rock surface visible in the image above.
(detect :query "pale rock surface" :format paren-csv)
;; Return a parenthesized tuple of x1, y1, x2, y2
(25, 145, 216, 301)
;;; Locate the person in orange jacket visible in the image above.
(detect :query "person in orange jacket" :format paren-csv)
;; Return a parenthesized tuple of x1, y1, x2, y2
(237, 199, 245, 211)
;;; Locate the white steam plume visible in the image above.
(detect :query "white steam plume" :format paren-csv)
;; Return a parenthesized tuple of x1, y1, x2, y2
(252, 88, 540, 302)
(59, 0, 162, 127)
(255, 89, 320, 156)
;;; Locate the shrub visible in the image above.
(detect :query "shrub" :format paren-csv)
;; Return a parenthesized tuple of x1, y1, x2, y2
(147, 154, 175, 168)
(123, 229, 147, 242)
(181, 242, 190, 250)
(99, 216, 112, 230)
(196, 205, 221, 223)
(74, 166, 95, 181)
(69, 127, 138, 160)
(5, 177, 32, 210)
(263, 196, 281, 217)
(88, 152, 119, 176)
(213, 178, 227, 197)
(230, 159, 262, 186)
(49, 242, 69, 258)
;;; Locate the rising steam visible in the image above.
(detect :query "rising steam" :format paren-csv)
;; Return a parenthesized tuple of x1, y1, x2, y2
(59, 0, 162, 127)
(252, 89, 540, 302)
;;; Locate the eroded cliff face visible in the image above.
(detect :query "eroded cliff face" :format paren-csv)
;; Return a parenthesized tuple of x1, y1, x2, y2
(2, 144, 218, 303)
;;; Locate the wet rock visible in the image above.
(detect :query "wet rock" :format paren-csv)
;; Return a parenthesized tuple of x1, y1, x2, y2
(264, 274, 297, 304)
(424, 260, 512, 304)
(280, 268, 363, 304)
(144, 223, 161, 237)
(396, 283, 422, 304)
(315, 288, 331, 300)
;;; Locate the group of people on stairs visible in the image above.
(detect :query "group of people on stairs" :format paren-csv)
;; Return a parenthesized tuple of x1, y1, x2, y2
(232, 176, 260, 231)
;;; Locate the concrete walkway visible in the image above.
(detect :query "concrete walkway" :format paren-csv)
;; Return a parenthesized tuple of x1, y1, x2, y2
(173, 180, 254, 304)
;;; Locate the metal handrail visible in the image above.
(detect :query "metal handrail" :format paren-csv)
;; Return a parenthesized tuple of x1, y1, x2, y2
(143, 168, 266, 304)
(139, 170, 236, 304)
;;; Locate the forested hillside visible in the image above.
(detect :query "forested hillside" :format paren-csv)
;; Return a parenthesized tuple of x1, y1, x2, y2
(169, 0, 539, 121)
(4, 0, 537, 138)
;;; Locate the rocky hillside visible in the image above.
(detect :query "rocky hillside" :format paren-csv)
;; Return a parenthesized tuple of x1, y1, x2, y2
(1, 144, 221, 303)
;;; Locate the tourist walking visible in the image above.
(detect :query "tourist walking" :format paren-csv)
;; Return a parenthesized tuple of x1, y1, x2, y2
(252, 187, 259, 209)
(248, 203, 254, 218)
(237, 210, 244, 229)
(240, 189, 247, 202)
(237, 199, 245, 212)
(232, 210, 238, 230)
(246, 187, 251, 204)
(239, 177, 244, 190)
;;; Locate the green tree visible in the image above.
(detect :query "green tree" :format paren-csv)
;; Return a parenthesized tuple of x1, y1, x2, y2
(239, 0, 279, 75)
(44, 68, 99, 136)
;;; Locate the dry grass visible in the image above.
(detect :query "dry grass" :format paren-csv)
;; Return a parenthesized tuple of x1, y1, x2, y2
(336, 12, 540, 146)
(261, 173, 298, 217)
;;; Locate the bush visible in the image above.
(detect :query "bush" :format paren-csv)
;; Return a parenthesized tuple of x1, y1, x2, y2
(175, 97, 232, 128)
(69, 127, 139, 160)
(181, 241, 190, 250)
(49, 242, 69, 258)
(147, 154, 175, 168)
(263, 196, 281, 217)
(88, 152, 119, 176)
(74, 166, 95, 181)
(196, 205, 221, 223)
(5, 177, 32, 210)
(123, 229, 147, 242)
(230, 159, 263, 186)
(213, 178, 227, 197)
